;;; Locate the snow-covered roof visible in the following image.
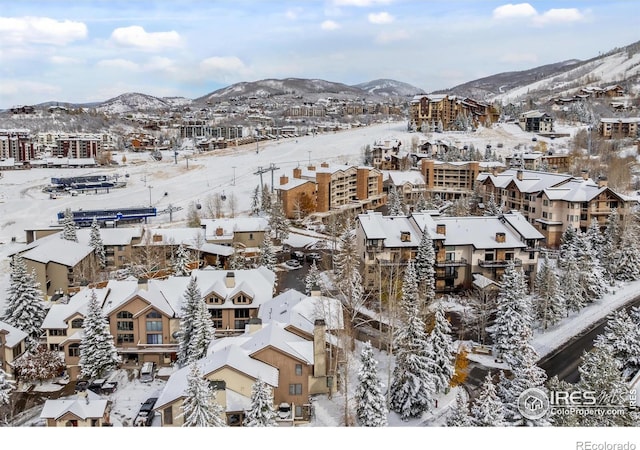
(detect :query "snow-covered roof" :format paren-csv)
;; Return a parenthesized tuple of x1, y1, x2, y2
(501, 211, 545, 240)
(480, 169, 571, 193)
(238, 321, 314, 364)
(154, 344, 278, 411)
(0, 319, 28, 348)
(276, 178, 314, 191)
(385, 170, 425, 187)
(76, 227, 142, 246)
(259, 289, 344, 334)
(542, 178, 615, 203)
(101, 283, 174, 318)
(190, 242, 234, 256)
(19, 237, 93, 267)
(40, 391, 108, 420)
(146, 267, 276, 316)
(357, 211, 422, 247)
(136, 227, 205, 246)
(202, 217, 269, 240)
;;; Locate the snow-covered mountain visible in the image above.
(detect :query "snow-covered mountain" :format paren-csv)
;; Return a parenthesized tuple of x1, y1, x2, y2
(441, 39, 640, 104)
(353, 79, 425, 98)
(94, 93, 191, 114)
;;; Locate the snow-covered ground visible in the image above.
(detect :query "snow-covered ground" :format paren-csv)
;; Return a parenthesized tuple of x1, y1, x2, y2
(2, 121, 640, 445)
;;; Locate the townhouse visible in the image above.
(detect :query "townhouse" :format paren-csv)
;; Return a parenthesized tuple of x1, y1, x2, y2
(200, 217, 269, 259)
(383, 170, 427, 207)
(356, 210, 543, 292)
(0, 320, 28, 378)
(504, 151, 571, 173)
(519, 110, 554, 133)
(40, 389, 111, 427)
(477, 168, 635, 248)
(409, 94, 499, 131)
(599, 117, 640, 139)
(420, 160, 485, 202)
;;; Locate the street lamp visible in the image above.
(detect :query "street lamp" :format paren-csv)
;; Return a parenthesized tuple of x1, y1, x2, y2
(148, 185, 153, 207)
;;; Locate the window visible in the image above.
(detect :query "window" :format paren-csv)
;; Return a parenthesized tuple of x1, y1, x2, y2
(209, 309, 223, 329)
(49, 344, 60, 351)
(49, 329, 67, 336)
(147, 334, 163, 344)
(234, 309, 250, 330)
(295, 364, 303, 376)
(117, 333, 134, 344)
(68, 343, 80, 357)
(206, 295, 223, 305)
(71, 318, 83, 329)
(249, 233, 254, 241)
(146, 321, 162, 332)
(164, 407, 173, 425)
(289, 383, 302, 395)
(117, 310, 134, 332)
(295, 405, 303, 418)
(233, 294, 252, 305)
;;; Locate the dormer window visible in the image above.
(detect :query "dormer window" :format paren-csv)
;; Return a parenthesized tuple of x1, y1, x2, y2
(400, 231, 411, 242)
(206, 295, 224, 305)
(71, 318, 84, 329)
(233, 294, 252, 305)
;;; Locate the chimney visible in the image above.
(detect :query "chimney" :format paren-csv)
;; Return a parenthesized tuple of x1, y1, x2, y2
(215, 227, 224, 236)
(152, 234, 163, 242)
(225, 271, 235, 288)
(293, 167, 302, 179)
(436, 224, 446, 235)
(320, 162, 329, 168)
(496, 232, 506, 243)
(313, 319, 327, 377)
(581, 169, 589, 180)
(516, 169, 523, 181)
(307, 165, 316, 171)
(310, 284, 321, 297)
(247, 317, 262, 334)
(597, 176, 608, 188)
(280, 175, 289, 185)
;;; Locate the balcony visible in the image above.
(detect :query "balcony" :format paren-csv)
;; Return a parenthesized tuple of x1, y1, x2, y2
(478, 258, 522, 268)
(435, 257, 467, 267)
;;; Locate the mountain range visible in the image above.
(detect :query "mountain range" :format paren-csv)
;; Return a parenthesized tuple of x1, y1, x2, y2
(20, 39, 640, 114)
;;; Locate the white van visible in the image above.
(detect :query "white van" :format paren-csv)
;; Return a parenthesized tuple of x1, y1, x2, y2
(140, 362, 155, 383)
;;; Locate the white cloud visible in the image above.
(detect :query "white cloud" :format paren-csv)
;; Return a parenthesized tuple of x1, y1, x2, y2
(493, 3, 585, 26)
(368, 12, 394, 24)
(333, 0, 393, 6)
(285, 8, 301, 20)
(96, 58, 140, 71)
(375, 29, 409, 44)
(493, 3, 537, 20)
(0, 16, 87, 45)
(109, 26, 181, 52)
(49, 55, 81, 65)
(321, 20, 340, 31)
(533, 8, 584, 26)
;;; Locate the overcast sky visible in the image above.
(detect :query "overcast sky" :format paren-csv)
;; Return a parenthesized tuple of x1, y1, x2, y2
(1, 1, 638, 108)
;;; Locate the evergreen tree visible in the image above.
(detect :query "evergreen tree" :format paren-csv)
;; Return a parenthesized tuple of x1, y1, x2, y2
(601, 208, 622, 278)
(577, 346, 634, 426)
(573, 230, 607, 302)
(89, 217, 106, 269)
(12, 345, 65, 384)
(355, 341, 388, 427)
(61, 207, 78, 242)
(181, 363, 226, 427)
(415, 192, 428, 212)
(490, 261, 532, 367)
(259, 232, 276, 271)
(172, 243, 193, 276)
(305, 260, 322, 295)
(387, 186, 403, 216)
(534, 253, 565, 329)
(268, 198, 289, 242)
(593, 309, 640, 381)
(585, 218, 604, 263)
(333, 219, 360, 293)
(428, 302, 456, 395)
(445, 389, 472, 426)
(0, 368, 14, 411)
(244, 379, 278, 427)
(557, 255, 583, 317)
(414, 228, 436, 314)
(228, 250, 246, 270)
(79, 290, 120, 379)
(389, 261, 436, 421)
(1, 255, 46, 346)
(613, 219, 640, 282)
(177, 277, 214, 366)
(483, 193, 502, 216)
(470, 372, 505, 426)
(251, 185, 261, 216)
(260, 184, 272, 212)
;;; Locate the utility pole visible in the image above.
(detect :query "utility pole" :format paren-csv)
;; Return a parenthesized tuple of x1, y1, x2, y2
(232, 166, 236, 186)
(254, 166, 267, 194)
(269, 163, 279, 193)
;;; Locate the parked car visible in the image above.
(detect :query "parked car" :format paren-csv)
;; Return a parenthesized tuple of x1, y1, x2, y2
(306, 252, 322, 263)
(140, 362, 155, 383)
(290, 250, 305, 261)
(285, 259, 302, 269)
(101, 381, 118, 394)
(74, 379, 90, 393)
(88, 379, 106, 394)
(134, 397, 158, 427)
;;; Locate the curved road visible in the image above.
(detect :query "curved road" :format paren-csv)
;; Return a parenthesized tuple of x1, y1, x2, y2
(538, 295, 640, 383)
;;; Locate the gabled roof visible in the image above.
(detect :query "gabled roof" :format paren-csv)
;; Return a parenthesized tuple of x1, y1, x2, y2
(41, 287, 108, 329)
(202, 217, 269, 236)
(19, 238, 93, 267)
(136, 227, 205, 247)
(276, 178, 314, 191)
(76, 227, 142, 246)
(238, 322, 314, 364)
(0, 320, 28, 348)
(479, 169, 571, 193)
(154, 344, 278, 411)
(384, 170, 425, 187)
(102, 284, 175, 318)
(357, 211, 422, 247)
(40, 391, 108, 421)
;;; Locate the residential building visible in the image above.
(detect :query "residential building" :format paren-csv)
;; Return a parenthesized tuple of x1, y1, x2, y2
(599, 117, 640, 138)
(0, 320, 28, 377)
(383, 170, 427, 207)
(0, 129, 36, 163)
(519, 110, 554, 133)
(356, 210, 543, 292)
(201, 217, 269, 259)
(277, 162, 385, 220)
(409, 94, 499, 131)
(40, 390, 111, 427)
(52, 134, 102, 159)
(504, 151, 571, 172)
(420, 160, 483, 202)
